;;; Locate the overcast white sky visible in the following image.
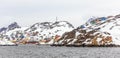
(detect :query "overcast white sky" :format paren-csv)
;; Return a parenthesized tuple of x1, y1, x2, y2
(0, 0, 120, 28)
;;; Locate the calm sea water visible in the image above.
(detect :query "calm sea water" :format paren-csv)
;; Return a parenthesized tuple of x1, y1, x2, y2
(0, 45, 120, 58)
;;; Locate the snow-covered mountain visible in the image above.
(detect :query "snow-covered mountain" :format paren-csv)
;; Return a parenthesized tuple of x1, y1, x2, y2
(8, 22, 21, 31)
(0, 27, 7, 33)
(25, 21, 74, 31)
(53, 14, 120, 46)
(0, 22, 21, 34)
(0, 22, 21, 45)
(24, 21, 74, 44)
(0, 21, 74, 45)
(1, 14, 120, 46)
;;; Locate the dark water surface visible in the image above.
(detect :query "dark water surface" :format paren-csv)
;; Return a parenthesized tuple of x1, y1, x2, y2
(0, 45, 120, 58)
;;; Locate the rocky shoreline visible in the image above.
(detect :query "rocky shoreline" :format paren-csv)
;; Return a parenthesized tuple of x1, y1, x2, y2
(51, 44, 120, 47)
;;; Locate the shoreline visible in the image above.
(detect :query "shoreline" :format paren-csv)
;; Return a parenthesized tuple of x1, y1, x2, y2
(1, 44, 120, 47)
(50, 44, 120, 47)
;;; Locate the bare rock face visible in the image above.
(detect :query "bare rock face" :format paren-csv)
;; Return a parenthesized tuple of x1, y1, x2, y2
(0, 22, 21, 34)
(8, 22, 21, 31)
(0, 27, 7, 33)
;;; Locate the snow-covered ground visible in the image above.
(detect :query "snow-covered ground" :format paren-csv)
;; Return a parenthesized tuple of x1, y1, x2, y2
(0, 39, 16, 46)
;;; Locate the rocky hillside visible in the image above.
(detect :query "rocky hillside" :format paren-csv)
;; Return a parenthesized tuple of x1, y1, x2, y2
(1, 14, 120, 46)
(53, 14, 120, 46)
(0, 21, 74, 45)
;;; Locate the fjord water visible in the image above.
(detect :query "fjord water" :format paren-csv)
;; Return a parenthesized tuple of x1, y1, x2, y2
(0, 45, 119, 58)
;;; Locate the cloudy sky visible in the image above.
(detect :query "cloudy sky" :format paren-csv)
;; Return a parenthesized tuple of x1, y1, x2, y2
(0, 0, 120, 28)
